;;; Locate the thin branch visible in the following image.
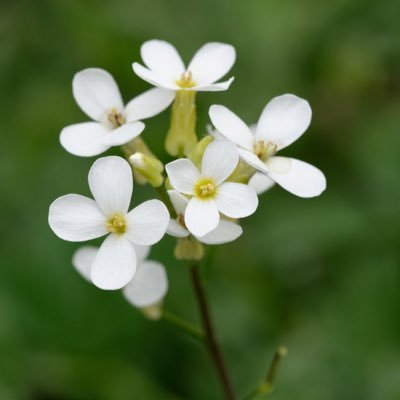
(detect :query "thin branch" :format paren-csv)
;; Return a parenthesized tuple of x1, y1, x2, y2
(242, 346, 288, 400)
(190, 263, 237, 400)
(162, 309, 205, 342)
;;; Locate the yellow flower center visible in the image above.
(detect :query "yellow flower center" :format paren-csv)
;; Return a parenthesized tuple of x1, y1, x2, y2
(106, 214, 127, 235)
(194, 178, 217, 199)
(108, 108, 126, 128)
(176, 71, 196, 89)
(253, 140, 277, 161)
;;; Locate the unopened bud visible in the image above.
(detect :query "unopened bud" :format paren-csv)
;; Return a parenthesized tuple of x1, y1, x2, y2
(174, 237, 204, 261)
(129, 152, 164, 188)
(227, 160, 256, 184)
(140, 301, 163, 320)
(188, 135, 214, 169)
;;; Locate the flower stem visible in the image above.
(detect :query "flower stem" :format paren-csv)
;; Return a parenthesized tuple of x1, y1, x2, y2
(190, 263, 237, 400)
(155, 184, 176, 217)
(162, 309, 205, 342)
(242, 346, 287, 400)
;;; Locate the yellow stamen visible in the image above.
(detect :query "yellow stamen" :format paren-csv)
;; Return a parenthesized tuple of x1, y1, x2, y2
(194, 178, 217, 199)
(106, 214, 127, 235)
(108, 108, 125, 128)
(253, 140, 277, 161)
(176, 71, 196, 89)
(177, 213, 187, 228)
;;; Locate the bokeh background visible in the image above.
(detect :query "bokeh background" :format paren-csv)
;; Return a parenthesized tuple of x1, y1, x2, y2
(1, 0, 400, 399)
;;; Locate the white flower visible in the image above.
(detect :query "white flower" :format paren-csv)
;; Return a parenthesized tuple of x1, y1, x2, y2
(248, 173, 275, 195)
(209, 94, 327, 198)
(48, 156, 169, 290)
(167, 190, 243, 244)
(72, 245, 168, 308)
(132, 40, 236, 93)
(165, 140, 258, 237)
(60, 68, 175, 157)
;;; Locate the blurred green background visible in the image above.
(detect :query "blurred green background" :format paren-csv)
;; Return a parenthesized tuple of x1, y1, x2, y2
(1, 0, 400, 399)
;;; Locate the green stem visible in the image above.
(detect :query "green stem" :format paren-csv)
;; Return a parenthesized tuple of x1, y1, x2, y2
(155, 184, 176, 217)
(190, 263, 237, 400)
(242, 347, 287, 400)
(162, 309, 205, 342)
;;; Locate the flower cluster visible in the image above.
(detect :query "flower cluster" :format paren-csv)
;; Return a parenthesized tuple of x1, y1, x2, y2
(48, 39, 326, 314)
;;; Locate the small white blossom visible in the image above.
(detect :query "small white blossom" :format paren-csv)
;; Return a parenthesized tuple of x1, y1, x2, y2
(72, 245, 168, 308)
(48, 156, 169, 290)
(165, 140, 258, 237)
(167, 190, 243, 244)
(132, 40, 235, 93)
(248, 173, 275, 195)
(60, 68, 175, 157)
(209, 94, 327, 198)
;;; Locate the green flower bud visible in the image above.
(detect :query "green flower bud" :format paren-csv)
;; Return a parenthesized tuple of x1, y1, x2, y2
(129, 152, 164, 188)
(174, 237, 204, 261)
(188, 135, 214, 169)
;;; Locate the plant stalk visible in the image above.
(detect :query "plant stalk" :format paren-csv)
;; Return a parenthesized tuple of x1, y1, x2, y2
(190, 263, 237, 400)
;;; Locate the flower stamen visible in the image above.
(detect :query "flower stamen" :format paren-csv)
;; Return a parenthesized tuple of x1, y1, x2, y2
(194, 178, 217, 199)
(108, 108, 126, 128)
(106, 214, 127, 235)
(177, 213, 187, 228)
(254, 140, 277, 161)
(176, 71, 196, 89)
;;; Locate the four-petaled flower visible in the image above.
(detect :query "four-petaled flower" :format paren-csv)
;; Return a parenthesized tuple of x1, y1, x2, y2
(132, 40, 236, 94)
(167, 190, 243, 244)
(72, 245, 168, 309)
(165, 140, 258, 237)
(48, 156, 169, 290)
(209, 94, 327, 198)
(60, 68, 174, 156)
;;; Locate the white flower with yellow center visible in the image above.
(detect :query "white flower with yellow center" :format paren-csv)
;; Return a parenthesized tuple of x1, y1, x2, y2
(60, 68, 174, 157)
(209, 94, 327, 198)
(48, 156, 169, 290)
(132, 40, 236, 93)
(167, 190, 243, 244)
(165, 141, 258, 237)
(72, 245, 168, 309)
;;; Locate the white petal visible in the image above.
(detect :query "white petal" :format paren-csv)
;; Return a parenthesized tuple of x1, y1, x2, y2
(91, 234, 136, 290)
(215, 182, 258, 218)
(88, 156, 133, 216)
(123, 261, 168, 308)
(194, 77, 235, 91)
(208, 105, 254, 150)
(198, 220, 242, 245)
(124, 88, 175, 122)
(238, 148, 270, 173)
(102, 122, 145, 146)
(167, 219, 189, 238)
(132, 63, 179, 90)
(165, 159, 199, 195)
(73, 68, 124, 121)
(266, 157, 326, 198)
(167, 190, 189, 215)
(60, 122, 110, 157)
(188, 42, 236, 84)
(125, 200, 169, 245)
(48, 194, 107, 242)
(72, 246, 98, 281)
(185, 198, 219, 237)
(141, 39, 185, 81)
(201, 140, 238, 184)
(134, 244, 151, 263)
(256, 94, 312, 150)
(248, 172, 275, 195)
